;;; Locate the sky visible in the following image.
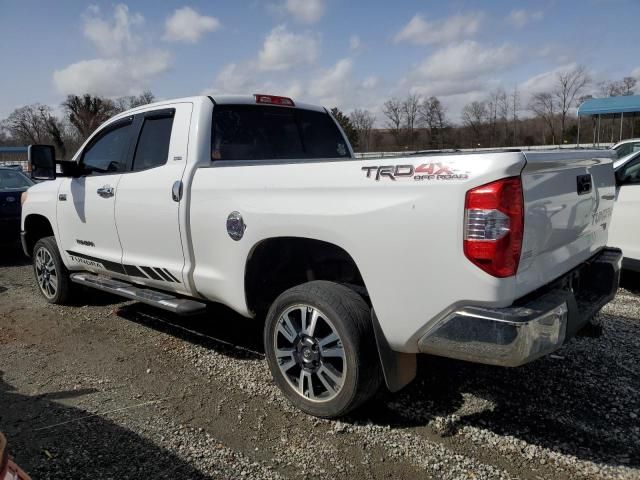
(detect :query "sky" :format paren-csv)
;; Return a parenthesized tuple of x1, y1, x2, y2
(0, 0, 639, 123)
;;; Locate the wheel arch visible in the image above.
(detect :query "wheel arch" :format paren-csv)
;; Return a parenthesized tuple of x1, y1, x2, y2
(244, 236, 366, 316)
(23, 214, 56, 257)
(243, 235, 416, 393)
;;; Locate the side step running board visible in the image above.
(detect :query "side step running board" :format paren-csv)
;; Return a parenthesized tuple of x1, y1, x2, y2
(70, 273, 207, 315)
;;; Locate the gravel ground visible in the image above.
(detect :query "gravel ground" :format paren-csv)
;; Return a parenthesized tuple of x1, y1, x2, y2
(0, 244, 639, 479)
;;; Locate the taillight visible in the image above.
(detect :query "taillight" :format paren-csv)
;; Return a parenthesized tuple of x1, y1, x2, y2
(464, 176, 524, 278)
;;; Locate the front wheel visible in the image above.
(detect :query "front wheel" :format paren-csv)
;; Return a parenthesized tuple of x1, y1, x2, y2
(33, 236, 72, 304)
(264, 280, 382, 418)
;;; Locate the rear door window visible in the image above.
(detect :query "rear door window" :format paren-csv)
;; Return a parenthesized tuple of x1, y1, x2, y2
(132, 114, 174, 171)
(212, 105, 350, 161)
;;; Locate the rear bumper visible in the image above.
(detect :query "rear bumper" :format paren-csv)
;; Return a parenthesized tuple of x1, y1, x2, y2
(418, 247, 622, 367)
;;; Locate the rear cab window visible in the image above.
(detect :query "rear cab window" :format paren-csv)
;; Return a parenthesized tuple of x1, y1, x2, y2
(211, 105, 351, 162)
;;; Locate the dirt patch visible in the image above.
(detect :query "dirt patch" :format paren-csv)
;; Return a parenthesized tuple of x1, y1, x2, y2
(0, 247, 638, 479)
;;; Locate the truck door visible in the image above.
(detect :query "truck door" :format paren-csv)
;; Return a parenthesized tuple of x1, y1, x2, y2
(57, 116, 135, 274)
(610, 157, 640, 265)
(114, 103, 192, 292)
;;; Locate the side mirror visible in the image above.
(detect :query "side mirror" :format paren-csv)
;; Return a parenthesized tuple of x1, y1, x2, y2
(28, 145, 56, 181)
(59, 160, 83, 177)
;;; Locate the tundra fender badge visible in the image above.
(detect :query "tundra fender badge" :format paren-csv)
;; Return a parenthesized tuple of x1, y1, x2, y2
(226, 211, 246, 241)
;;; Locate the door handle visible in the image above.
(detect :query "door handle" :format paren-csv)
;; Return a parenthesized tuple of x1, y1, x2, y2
(172, 180, 183, 202)
(97, 185, 114, 198)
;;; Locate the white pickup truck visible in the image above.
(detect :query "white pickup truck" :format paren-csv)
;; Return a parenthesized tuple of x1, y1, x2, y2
(21, 95, 622, 417)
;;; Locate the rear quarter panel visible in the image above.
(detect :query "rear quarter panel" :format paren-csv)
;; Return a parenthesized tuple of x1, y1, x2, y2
(189, 152, 525, 352)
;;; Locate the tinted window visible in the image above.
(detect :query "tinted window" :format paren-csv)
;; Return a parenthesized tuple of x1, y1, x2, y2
(212, 105, 350, 161)
(0, 170, 32, 190)
(620, 159, 640, 185)
(132, 116, 174, 171)
(615, 142, 640, 159)
(82, 122, 132, 174)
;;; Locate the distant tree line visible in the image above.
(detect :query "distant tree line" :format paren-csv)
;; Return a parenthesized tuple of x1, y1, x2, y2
(2, 68, 639, 157)
(0, 91, 154, 159)
(333, 66, 638, 152)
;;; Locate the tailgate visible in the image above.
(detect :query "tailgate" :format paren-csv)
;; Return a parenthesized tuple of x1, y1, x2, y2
(516, 150, 616, 294)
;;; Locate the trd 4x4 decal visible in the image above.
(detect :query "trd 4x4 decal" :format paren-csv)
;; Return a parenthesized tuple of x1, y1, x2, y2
(361, 163, 469, 181)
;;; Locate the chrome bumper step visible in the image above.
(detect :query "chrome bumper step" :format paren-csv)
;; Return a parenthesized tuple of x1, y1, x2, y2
(70, 273, 206, 315)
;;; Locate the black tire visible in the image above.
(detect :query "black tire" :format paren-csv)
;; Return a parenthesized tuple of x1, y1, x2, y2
(264, 280, 382, 418)
(32, 236, 72, 304)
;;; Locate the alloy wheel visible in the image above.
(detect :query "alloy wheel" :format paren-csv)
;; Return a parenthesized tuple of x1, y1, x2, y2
(35, 246, 58, 299)
(273, 305, 346, 402)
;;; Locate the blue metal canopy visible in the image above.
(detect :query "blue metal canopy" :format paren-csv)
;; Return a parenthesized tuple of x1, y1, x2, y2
(578, 95, 640, 116)
(0, 146, 28, 153)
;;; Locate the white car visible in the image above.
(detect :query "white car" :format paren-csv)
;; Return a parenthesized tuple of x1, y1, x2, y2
(611, 138, 640, 159)
(609, 151, 640, 271)
(20, 95, 622, 417)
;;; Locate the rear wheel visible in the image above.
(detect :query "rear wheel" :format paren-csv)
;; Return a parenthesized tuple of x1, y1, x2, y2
(264, 280, 382, 417)
(33, 236, 72, 304)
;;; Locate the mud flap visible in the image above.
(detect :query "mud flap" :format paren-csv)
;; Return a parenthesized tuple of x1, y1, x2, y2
(371, 310, 416, 392)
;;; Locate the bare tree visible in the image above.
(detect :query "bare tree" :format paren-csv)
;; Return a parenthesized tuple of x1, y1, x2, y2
(1, 104, 71, 157)
(462, 101, 487, 147)
(598, 80, 619, 98)
(555, 65, 590, 143)
(349, 109, 376, 152)
(511, 87, 520, 145)
(3, 104, 51, 144)
(598, 77, 637, 98)
(402, 93, 420, 149)
(622, 77, 637, 96)
(494, 87, 509, 146)
(486, 88, 506, 147)
(114, 90, 156, 112)
(529, 92, 556, 145)
(418, 96, 447, 148)
(382, 98, 404, 148)
(62, 94, 118, 141)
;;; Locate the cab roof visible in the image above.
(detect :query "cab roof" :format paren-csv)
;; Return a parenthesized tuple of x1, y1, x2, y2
(114, 95, 326, 118)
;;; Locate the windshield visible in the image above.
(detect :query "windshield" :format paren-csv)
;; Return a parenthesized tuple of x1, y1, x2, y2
(212, 105, 350, 161)
(0, 169, 33, 190)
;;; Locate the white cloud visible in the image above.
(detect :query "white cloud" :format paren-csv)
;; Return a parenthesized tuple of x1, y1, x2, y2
(53, 52, 171, 97)
(415, 41, 518, 81)
(164, 7, 220, 43)
(258, 25, 319, 71)
(519, 63, 579, 100)
(507, 9, 543, 28)
(362, 76, 379, 89)
(204, 62, 303, 99)
(632, 67, 640, 79)
(394, 13, 482, 46)
(349, 35, 361, 51)
(310, 58, 353, 100)
(285, 0, 324, 23)
(53, 4, 170, 96)
(396, 41, 519, 120)
(82, 4, 143, 56)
